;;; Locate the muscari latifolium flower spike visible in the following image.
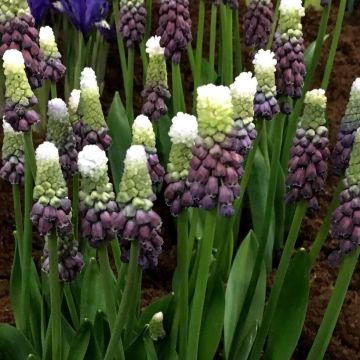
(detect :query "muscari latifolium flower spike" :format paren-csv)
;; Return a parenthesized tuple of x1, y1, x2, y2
(76, 67, 112, 150)
(230, 72, 258, 156)
(78, 145, 118, 248)
(329, 129, 360, 267)
(0, 0, 44, 89)
(148, 312, 166, 341)
(188, 85, 244, 218)
(118, 0, 146, 48)
(156, 0, 192, 64)
(331, 78, 360, 175)
(141, 36, 171, 122)
(243, 0, 273, 51)
(0, 119, 25, 184)
(132, 115, 165, 191)
(285, 89, 330, 210)
(164, 112, 198, 216)
(272, 0, 306, 100)
(47, 98, 78, 179)
(39, 26, 66, 82)
(115, 145, 163, 269)
(2, 49, 40, 132)
(253, 49, 280, 120)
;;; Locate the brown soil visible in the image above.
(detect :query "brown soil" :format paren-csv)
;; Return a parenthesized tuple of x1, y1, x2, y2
(1, 1, 360, 359)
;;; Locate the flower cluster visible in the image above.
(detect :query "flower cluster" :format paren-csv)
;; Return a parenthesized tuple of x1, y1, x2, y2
(332, 78, 360, 175)
(243, 0, 273, 50)
(188, 85, 243, 217)
(272, 0, 306, 99)
(74, 68, 112, 151)
(329, 129, 360, 266)
(47, 99, 78, 179)
(0, 0, 44, 89)
(141, 36, 171, 122)
(39, 26, 66, 82)
(78, 145, 118, 248)
(31, 142, 72, 236)
(285, 89, 329, 210)
(164, 112, 198, 216)
(131, 115, 165, 191)
(230, 72, 258, 156)
(2, 49, 40, 132)
(156, 0, 192, 63)
(118, 0, 146, 48)
(0, 120, 24, 184)
(253, 50, 280, 120)
(116, 145, 163, 268)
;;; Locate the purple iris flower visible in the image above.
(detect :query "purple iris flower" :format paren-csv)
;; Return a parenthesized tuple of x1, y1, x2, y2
(27, 0, 52, 24)
(60, 0, 109, 35)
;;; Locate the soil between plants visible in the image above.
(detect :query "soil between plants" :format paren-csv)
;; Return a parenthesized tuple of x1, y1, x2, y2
(0, 1, 359, 359)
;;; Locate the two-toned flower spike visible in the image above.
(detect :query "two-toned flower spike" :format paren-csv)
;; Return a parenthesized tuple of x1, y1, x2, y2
(115, 145, 163, 268)
(156, 0, 192, 63)
(78, 145, 118, 248)
(47, 99, 78, 179)
(39, 26, 66, 82)
(141, 36, 171, 122)
(0, 120, 24, 184)
(285, 89, 330, 210)
(164, 112, 198, 216)
(131, 115, 165, 191)
(332, 78, 360, 175)
(188, 85, 243, 217)
(2, 49, 40, 132)
(0, 0, 44, 89)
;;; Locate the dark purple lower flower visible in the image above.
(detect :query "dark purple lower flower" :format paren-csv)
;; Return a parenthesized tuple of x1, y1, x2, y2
(164, 177, 193, 216)
(0, 154, 24, 184)
(254, 91, 280, 120)
(43, 57, 66, 82)
(147, 152, 165, 191)
(230, 119, 257, 156)
(59, 140, 78, 179)
(141, 85, 171, 122)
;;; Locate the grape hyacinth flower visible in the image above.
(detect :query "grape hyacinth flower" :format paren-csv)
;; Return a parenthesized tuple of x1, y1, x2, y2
(39, 26, 66, 82)
(285, 89, 329, 210)
(331, 78, 360, 175)
(243, 0, 273, 50)
(75, 68, 112, 151)
(188, 85, 244, 218)
(253, 49, 280, 120)
(164, 112, 198, 216)
(47, 99, 78, 178)
(118, 0, 146, 48)
(2, 49, 40, 132)
(141, 36, 171, 122)
(230, 72, 258, 156)
(0, 0, 44, 89)
(31, 141, 72, 236)
(156, 0, 192, 63)
(272, 0, 306, 99)
(115, 145, 163, 268)
(78, 145, 118, 248)
(329, 129, 360, 266)
(0, 120, 24, 184)
(132, 115, 165, 191)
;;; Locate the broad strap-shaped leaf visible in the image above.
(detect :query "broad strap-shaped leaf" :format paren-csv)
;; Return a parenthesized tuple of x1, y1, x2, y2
(155, 116, 172, 167)
(67, 320, 92, 360)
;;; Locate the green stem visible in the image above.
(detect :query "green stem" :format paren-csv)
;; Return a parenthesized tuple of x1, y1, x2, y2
(220, 5, 233, 85)
(111, 238, 122, 276)
(266, 0, 281, 49)
(321, 0, 347, 90)
(91, 32, 101, 69)
(209, 5, 218, 74)
(50, 82, 57, 99)
(73, 32, 84, 88)
(187, 44, 196, 81)
(12, 185, 23, 253)
(186, 209, 218, 360)
(249, 202, 308, 360)
(307, 246, 360, 360)
(172, 63, 184, 113)
(139, 41, 148, 82)
(104, 242, 140, 360)
(0, 66, 4, 115)
(233, 10, 242, 75)
(72, 173, 79, 243)
(115, 262, 128, 305)
(145, 0, 152, 40)
(194, 0, 205, 98)
(48, 232, 61, 360)
(188, 209, 199, 263)
(125, 48, 135, 123)
(169, 307, 180, 357)
(64, 284, 79, 329)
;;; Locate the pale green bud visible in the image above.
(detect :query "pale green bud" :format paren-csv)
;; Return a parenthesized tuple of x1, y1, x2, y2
(148, 312, 166, 341)
(0, 0, 29, 21)
(277, 0, 305, 38)
(301, 89, 327, 129)
(39, 26, 61, 60)
(68, 89, 81, 125)
(1, 120, 24, 159)
(344, 78, 360, 123)
(253, 50, 277, 96)
(132, 115, 156, 150)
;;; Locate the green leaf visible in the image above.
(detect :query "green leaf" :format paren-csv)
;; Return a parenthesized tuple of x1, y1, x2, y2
(265, 251, 311, 360)
(224, 231, 266, 359)
(10, 234, 22, 325)
(67, 320, 92, 360)
(0, 324, 37, 360)
(304, 35, 329, 69)
(155, 116, 172, 166)
(107, 92, 132, 192)
(200, 58, 218, 84)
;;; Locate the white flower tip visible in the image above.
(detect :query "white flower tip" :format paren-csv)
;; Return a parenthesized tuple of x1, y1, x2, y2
(253, 49, 277, 70)
(125, 145, 147, 165)
(2, 119, 16, 134)
(78, 145, 108, 176)
(48, 98, 69, 119)
(169, 112, 198, 145)
(279, 0, 304, 14)
(133, 115, 153, 131)
(231, 72, 258, 98)
(197, 84, 232, 107)
(69, 89, 81, 110)
(2, 49, 24, 68)
(305, 88, 327, 106)
(80, 67, 98, 90)
(351, 78, 360, 93)
(146, 36, 165, 56)
(36, 141, 59, 162)
(39, 26, 55, 45)
(152, 312, 163, 322)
